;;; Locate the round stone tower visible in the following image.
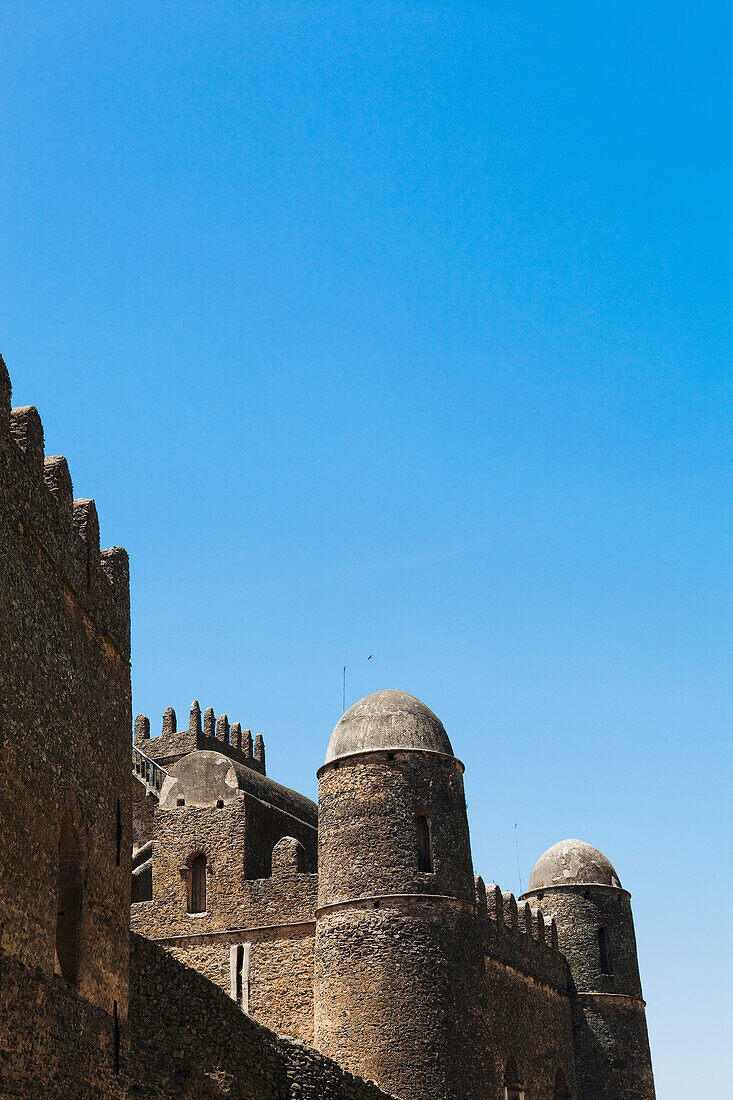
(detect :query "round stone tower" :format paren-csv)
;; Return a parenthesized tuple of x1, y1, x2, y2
(521, 839, 655, 1100)
(314, 690, 484, 1100)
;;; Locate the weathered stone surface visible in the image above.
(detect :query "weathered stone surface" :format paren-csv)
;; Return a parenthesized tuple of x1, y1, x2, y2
(521, 877, 655, 1099)
(529, 839, 622, 891)
(126, 933, 393, 1100)
(131, 741, 319, 1043)
(315, 732, 484, 1100)
(325, 689, 453, 762)
(0, 355, 132, 1092)
(0, 362, 132, 1004)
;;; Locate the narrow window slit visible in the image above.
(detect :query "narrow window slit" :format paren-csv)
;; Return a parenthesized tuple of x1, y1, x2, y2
(598, 926, 611, 974)
(417, 813, 433, 873)
(188, 853, 207, 913)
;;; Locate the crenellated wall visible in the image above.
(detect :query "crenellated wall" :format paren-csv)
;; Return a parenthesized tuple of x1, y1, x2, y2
(470, 878, 577, 1098)
(134, 700, 265, 772)
(474, 878, 568, 990)
(0, 354, 132, 1087)
(0, 356, 132, 990)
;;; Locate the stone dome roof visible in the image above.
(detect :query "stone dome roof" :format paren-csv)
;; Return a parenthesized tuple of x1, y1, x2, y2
(159, 750, 317, 824)
(325, 690, 453, 764)
(528, 839, 622, 891)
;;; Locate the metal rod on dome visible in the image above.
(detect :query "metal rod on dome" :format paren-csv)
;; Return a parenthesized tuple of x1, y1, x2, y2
(515, 822, 523, 895)
(342, 666, 346, 714)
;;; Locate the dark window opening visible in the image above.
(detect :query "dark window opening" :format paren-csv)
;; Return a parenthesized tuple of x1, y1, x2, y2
(115, 799, 122, 867)
(177, 797, 185, 807)
(554, 1067, 570, 1098)
(113, 1000, 120, 1074)
(235, 945, 244, 1006)
(216, 799, 224, 809)
(231, 943, 248, 1011)
(56, 811, 84, 986)
(504, 1056, 524, 1100)
(386, 752, 395, 761)
(598, 926, 611, 974)
(188, 853, 207, 913)
(584, 889, 591, 900)
(417, 813, 433, 873)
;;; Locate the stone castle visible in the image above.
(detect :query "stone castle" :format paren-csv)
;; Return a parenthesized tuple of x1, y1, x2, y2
(0, 355, 656, 1098)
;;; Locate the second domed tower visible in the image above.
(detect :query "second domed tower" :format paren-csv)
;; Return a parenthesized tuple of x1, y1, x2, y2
(314, 690, 484, 1100)
(522, 840, 655, 1100)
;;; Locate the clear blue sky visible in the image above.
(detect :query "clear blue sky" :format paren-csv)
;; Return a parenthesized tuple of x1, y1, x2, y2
(2, 3, 730, 1094)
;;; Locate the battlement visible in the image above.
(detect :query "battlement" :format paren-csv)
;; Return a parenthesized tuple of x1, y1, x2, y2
(474, 877, 569, 991)
(133, 699, 266, 773)
(0, 355, 130, 659)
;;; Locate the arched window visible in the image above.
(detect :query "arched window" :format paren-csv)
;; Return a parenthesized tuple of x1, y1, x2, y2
(56, 810, 85, 985)
(188, 853, 207, 913)
(504, 1056, 524, 1100)
(554, 1068, 570, 1098)
(598, 926, 611, 974)
(417, 813, 433, 872)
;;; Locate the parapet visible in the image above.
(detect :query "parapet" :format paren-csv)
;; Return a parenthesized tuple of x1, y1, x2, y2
(134, 699, 265, 773)
(0, 355, 130, 659)
(475, 876, 567, 990)
(271, 835, 308, 876)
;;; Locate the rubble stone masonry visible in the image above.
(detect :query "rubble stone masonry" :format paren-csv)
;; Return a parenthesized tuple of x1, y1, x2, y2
(0, 353, 132, 1086)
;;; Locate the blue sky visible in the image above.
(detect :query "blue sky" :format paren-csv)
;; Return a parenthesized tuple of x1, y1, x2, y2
(1, 3, 730, 1094)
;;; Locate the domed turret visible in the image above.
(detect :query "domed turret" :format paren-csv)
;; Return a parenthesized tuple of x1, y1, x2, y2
(314, 691, 483, 1100)
(528, 839, 622, 891)
(325, 689, 454, 763)
(522, 840, 655, 1099)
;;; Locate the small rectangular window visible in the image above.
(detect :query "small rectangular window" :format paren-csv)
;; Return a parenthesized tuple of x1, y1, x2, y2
(229, 943, 250, 1011)
(188, 853, 207, 913)
(417, 813, 433, 873)
(598, 926, 611, 974)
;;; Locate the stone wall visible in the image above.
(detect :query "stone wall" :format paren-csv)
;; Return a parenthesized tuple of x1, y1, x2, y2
(125, 932, 394, 1100)
(317, 750, 475, 905)
(131, 801, 318, 935)
(477, 879, 568, 991)
(571, 994, 655, 1100)
(0, 950, 124, 1099)
(315, 750, 484, 1100)
(0, 356, 132, 1027)
(132, 780, 157, 852)
(478, 956, 577, 1099)
(315, 899, 486, 1100)
(132, 810, 320, 1043)
(162, 921, 316, 1043)
(521, 883, 655, 1099)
